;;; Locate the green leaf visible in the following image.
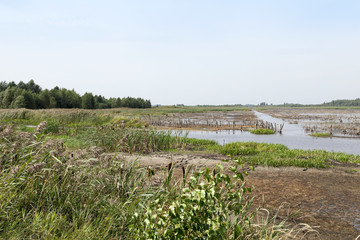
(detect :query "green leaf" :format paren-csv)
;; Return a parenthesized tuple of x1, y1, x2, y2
(234, 225, 242, 239)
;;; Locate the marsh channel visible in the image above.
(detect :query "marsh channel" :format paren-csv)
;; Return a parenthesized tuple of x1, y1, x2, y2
(184, 110, 360, 156)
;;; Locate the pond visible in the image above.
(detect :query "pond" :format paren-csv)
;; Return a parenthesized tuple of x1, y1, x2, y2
(184, 111, 360, 156)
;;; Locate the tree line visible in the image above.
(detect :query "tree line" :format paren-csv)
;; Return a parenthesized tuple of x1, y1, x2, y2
(0, 80, 151, 109)
(323, 98, 360, 107)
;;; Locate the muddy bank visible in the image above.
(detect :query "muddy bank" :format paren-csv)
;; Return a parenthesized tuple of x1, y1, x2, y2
(117, 152, 360, 239)
(247, 166, 360, 239)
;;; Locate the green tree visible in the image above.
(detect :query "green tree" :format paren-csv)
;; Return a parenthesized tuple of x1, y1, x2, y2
(2, 87, 15, 108)
(26, 79, 42, 94)
(23, 91, 35, 109)
(0, 80, 151, 109)
(0, 81, 8, 91)
(0, 92, 4, 108)
(39, 90, 51, 108)
(82, 92, 95, 109)
(13, 95, 26, 108)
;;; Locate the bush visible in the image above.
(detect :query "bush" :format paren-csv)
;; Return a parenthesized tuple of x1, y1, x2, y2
(130, 164, 256, 239)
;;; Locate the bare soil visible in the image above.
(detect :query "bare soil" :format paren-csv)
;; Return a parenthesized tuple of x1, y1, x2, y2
(118, 152, 360, 239)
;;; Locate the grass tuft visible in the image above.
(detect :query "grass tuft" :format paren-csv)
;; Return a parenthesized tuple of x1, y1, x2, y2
(250, 128, 275, 135)
(310, 132, 332, 137)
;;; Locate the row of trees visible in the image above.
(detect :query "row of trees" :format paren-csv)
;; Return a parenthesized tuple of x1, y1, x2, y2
(323, 99, 360, 107)
(0, 80, 151, 109)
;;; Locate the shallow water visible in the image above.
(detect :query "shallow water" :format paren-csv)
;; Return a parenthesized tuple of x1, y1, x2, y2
(184, 111, 360, 156)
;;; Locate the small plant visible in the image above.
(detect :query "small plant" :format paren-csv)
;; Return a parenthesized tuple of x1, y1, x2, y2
(44, 121, 60, 134)
(310, 132, 332, 138)
(250, 128, 275, 135)
(221, 142, 261, 156)
(346, 169, 357, 173)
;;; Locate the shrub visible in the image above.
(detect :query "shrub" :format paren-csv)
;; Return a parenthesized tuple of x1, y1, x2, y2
(44, 121, 60, 134)
(130, 164, 256, 239)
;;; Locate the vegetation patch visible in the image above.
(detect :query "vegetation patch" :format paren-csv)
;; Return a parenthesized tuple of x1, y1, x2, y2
(0, 127, 300, 239)
(0, 108, 354, 238)
(250, 128, 275, 135)
(346, 169, 357, 174)
(220, 142, 360, 168)
(310, 132, 332, 138)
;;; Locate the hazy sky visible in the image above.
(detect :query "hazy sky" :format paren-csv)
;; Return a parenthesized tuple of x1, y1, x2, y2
(1, 1, 360, 105)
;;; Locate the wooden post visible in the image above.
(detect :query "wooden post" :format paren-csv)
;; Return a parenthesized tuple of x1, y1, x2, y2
(330, 124, 333, 136)
(182, 166, 185, 180)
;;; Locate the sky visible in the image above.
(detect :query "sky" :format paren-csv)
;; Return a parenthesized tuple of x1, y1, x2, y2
(0, 0, 360, 105)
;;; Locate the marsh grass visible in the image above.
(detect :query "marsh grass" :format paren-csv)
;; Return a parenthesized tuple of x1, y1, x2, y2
(0, 140, 148, 238)
(250, 128, 275, 135)
(61, 127, 187, 153)
(0, 128, 302, 239)
(0, 106, 249, 126)
(220, 142, 360, 168)
(0, 108, 354, 238)
(310, 132, 332, 138)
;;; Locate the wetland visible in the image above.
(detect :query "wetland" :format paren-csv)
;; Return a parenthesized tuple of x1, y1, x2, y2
(0, 106, 360, 239)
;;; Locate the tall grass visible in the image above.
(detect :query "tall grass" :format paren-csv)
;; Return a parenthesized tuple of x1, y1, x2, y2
(62, 126, 187, 153)
(0, 127, 302, 239)
(0, 141, 147, 238)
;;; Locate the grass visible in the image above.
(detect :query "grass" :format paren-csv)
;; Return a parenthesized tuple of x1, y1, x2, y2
(0, 106, 250, 126)
(346, 169, 357, 173)
(310, 132, 332, 138)
(250, 128, 275, 135)
(0, 108, 356, 238)
(220, 142, 360, 168)
(0, 126, 303, 239)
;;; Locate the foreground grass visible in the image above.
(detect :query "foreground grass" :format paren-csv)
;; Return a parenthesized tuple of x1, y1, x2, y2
(0, 126, 304, 239)
(1, 108, 355, 238)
